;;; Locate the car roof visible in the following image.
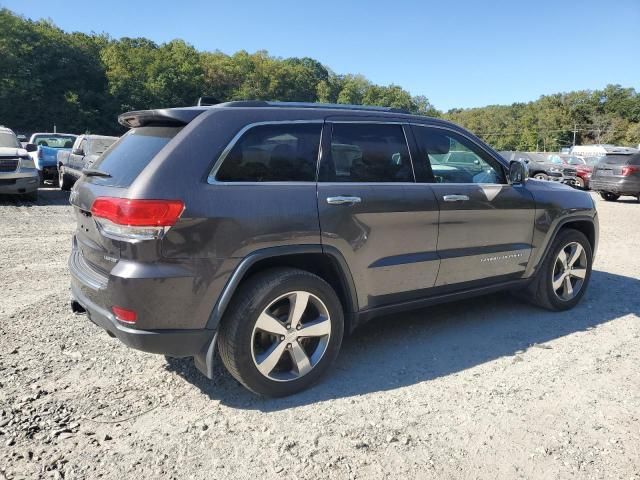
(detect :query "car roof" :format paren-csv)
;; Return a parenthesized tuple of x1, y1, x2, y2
(118, 101, 454, 129)
(0, 126, 16, 134)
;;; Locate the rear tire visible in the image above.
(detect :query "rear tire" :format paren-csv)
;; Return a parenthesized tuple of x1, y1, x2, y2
(574, 177, 585, 189)
(217, 268, 344, 397)
(526, 228, 593, 311)
(600, 192, 619, 202)
(58, 166, 73, 191)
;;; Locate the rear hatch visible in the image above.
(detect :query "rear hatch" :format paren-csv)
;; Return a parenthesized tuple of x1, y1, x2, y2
(70, 125, 185, 276)
(592, 153, 634, 179)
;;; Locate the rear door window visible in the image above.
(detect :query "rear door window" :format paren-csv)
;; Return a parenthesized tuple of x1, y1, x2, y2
(320, 123, 413, 182)
(89, 127, 182, 187)
(214, 123, 321, 182)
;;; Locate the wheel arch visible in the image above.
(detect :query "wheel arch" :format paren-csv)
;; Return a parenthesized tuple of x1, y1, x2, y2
(527, 214, 598, 278)
(205, 245, 359, 333)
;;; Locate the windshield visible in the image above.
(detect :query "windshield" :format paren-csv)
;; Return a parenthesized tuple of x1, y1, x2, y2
(0, 131, 21, 148)
(566, 156, 585, 165)
(584, 156, 603, 166)
(32, 134, 76, 149)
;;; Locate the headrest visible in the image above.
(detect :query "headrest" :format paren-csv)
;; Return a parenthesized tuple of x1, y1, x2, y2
(423, 132, 450, 155)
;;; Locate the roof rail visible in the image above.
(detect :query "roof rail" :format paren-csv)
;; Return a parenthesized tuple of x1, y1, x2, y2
(211, 100, 411, 114)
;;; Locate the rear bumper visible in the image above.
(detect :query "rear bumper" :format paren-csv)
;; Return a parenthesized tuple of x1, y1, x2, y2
(71, 281, 214, 357)
(0, 172, 39, 194)
(590, 178, 640, 195)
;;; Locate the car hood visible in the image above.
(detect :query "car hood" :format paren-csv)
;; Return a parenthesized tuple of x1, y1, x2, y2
(0, 146, 28, 158)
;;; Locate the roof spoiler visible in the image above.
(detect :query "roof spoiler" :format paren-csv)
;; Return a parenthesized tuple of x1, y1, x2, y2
(118, 108, 206, 128)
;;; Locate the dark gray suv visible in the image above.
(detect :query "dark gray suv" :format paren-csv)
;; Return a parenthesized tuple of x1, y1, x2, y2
(69, 101, 599, 396)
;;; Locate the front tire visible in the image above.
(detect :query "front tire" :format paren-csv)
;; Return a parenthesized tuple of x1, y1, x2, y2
(527, 229, 593, 311)
(600, 192, 619, 202)
(217, 268, 344, 397)
(574, 177, 585, 189)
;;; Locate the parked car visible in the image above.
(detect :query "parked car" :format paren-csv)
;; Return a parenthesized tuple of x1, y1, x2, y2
(26, 133, 77, 185)
(500, 151, 577, 186)
(589, 148, 640, 202)
(0, 126, 39, 200)
(57, 134, 118, 190)
(69, 101, 598, 396)
(558, 155, 602, 189)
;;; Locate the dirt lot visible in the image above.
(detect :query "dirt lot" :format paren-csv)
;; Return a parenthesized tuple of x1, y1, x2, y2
(0, 188, 638, 480)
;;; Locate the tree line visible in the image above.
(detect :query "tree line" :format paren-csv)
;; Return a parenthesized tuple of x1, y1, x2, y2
(1, 8, 639, 150)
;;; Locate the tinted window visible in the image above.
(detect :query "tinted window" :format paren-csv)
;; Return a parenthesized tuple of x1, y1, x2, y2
(322, 123, 412, 182)
(90, 126, 181, 187)
(412, 126, 504, 184)
(602, 154, 638, 165)
(215, 124, 321, 182)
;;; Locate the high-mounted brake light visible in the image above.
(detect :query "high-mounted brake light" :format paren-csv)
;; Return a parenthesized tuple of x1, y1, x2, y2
(621, 165, 639, 176)
(91, 197, 184, 240)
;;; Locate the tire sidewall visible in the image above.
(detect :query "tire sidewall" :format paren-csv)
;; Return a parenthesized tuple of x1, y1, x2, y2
(542, 230, 593, 310)
(225, 270, 344, 396)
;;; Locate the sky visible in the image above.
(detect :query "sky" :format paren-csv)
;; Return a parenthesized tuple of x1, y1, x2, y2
(4, 0, 640, 111)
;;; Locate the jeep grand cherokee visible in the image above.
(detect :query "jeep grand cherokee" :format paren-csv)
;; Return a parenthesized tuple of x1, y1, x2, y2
(69, 101, 598, 396)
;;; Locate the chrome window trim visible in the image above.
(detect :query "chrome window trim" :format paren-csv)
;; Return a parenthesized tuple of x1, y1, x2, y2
(207, 120, 324, 184)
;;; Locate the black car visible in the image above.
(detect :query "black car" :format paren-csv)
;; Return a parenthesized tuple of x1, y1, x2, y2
(589, 149, 640, 202)
(69, 101, 598, 396)
(500, 151, 578, 186)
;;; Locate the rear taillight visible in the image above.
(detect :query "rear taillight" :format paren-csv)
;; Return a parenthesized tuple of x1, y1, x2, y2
(91, 197, 184, 240)
(621, 166, 640, 176)
(112, 306, 137, 324)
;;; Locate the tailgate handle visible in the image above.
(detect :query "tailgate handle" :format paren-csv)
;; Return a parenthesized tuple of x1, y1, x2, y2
(327, 196, 362, 205)
(443, 194, 469, 202)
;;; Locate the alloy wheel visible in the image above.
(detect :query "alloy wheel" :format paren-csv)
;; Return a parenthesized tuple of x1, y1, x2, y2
(552, 241, 588, 301)
(251, 291, 331, 382)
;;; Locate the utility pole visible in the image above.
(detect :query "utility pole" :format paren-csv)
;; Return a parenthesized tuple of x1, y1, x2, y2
(572, 124, 577, 146)
(53, 124, 57, 134)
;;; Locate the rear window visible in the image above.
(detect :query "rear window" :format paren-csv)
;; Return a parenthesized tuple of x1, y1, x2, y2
(32, 134, 76, 148)
(602, 154, 637, 165)
(89, 127, 181, 187)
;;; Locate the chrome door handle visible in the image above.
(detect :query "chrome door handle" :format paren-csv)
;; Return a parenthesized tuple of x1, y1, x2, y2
(443, 194, 469, 202)
(326, 196, 362, 205)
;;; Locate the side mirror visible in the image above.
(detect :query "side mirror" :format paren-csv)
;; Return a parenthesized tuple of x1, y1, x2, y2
(508, 159, 528, 185)
(72, 148, 84, 156)
(25, 143, 37, 152)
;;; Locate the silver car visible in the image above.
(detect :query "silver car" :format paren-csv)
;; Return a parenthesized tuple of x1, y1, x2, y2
(0, 126, 39, 201)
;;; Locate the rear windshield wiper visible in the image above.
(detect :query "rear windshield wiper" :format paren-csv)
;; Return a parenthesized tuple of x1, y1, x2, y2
(82, 168, 112, 178)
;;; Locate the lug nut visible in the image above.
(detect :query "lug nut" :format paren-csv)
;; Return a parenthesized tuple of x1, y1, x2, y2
(286, 343, 292, 349)
(286, 324, 291, 329)
(296, 324, 302, 330)
(280, 336, 285, 341)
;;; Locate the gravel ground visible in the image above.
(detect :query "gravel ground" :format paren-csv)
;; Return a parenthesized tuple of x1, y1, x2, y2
(0, 188, 639, 480)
